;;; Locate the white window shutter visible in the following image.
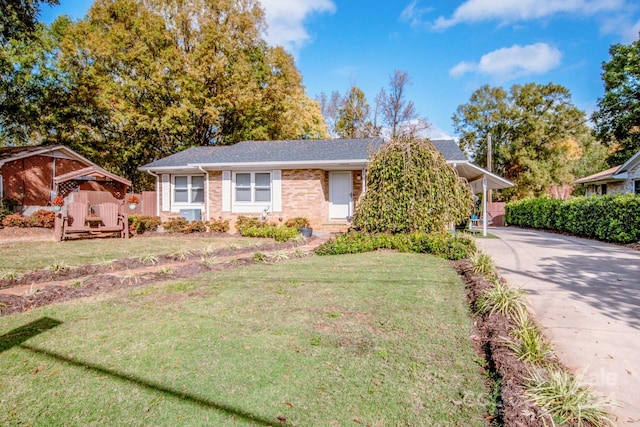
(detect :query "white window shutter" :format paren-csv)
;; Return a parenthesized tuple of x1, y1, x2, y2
(272, 170, 282, 212)
(222, 171, 231, 212)
(161, 174, 170, 211)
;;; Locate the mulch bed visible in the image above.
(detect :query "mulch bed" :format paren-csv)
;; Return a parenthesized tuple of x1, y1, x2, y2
(0, 238, 305, 316)
(453, 259, 546, 426)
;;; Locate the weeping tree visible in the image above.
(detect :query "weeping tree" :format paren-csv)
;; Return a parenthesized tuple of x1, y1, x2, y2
(354, 136, 473, 234)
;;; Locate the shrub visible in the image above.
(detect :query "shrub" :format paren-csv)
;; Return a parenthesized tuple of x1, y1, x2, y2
(128, 215, 161, 234)
(353, 136, 473, 234)
(187, 220, 207, 233)
(240, 224, 299, 242)
(29, 210, 55, 228)
(1, 213, 29, 227)
(313, 231, 476, 260)
(208, 217, 230, 233)
(162, 217, 190, 233)
(235, 216, 263, 232)
(506, 194, 640, 244)
(284, 217, 311, 229)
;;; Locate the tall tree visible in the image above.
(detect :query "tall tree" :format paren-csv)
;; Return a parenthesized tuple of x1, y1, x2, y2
(592, 37, 640, 166)
(453, 83, 602, 199)
(0, 17, 74, 146)
(334, 85, 378, 138)
(56, 0, 326, 189)
(379, 70, 428, 139)
(0, 0, 59, 42)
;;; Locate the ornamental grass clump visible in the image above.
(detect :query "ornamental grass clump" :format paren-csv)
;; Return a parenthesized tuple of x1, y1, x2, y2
(526, 368, 616, 426)
(475, 282, 527, 318)
(353, 136, 473, 234)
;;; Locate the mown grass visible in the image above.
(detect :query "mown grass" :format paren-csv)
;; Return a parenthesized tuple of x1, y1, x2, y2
(0, 252, 486, 426)
(0, 236, 264, 273)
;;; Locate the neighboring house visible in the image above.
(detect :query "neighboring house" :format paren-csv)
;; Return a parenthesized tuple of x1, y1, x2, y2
(574, 150, 640, 196)
(0, 145, 131, 215)
(139, 138, 513, 231)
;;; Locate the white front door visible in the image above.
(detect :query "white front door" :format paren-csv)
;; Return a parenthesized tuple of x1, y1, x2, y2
(329, 171, 352, 220)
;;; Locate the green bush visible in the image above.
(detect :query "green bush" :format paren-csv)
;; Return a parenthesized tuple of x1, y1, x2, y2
(239, 224, 299, 242)
(29, 210, 55, 228)
(506, 194, 640, 244)
(235, 216, 263, 232)
(353, 137, 473, 234)
(314, 231, 476, 260)
(128, 215, 161, 234)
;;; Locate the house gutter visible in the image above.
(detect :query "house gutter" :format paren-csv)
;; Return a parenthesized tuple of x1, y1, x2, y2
(145, 170, 161, 216)
(198, 166, 210, 221)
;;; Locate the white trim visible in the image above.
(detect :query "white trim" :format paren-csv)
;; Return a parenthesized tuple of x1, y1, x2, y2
(172, 174, 205, 209)
(199, 167, 210, 220)
(0, 175, 3, 201)
(189, 159, 369, 170)
(161, 175, 170, 211)
(231, 171, 273, 212)
(222, 171, 231, 212)
(272, 170, 282, 212)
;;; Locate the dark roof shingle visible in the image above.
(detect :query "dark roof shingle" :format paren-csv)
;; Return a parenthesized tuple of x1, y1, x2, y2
(140, 138, 467, 169)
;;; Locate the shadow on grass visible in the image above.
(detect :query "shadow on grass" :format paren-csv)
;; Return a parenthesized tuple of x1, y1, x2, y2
(20, 343, 275, 426)
(0, 317, 62, 354)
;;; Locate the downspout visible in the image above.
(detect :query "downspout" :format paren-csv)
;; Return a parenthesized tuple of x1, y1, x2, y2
(198, 166, 209, 221)
(145, 170, 160, 216)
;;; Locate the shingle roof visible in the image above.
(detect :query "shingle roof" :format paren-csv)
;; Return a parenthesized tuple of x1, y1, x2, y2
(0, 145, 60, 162)
(139, 138, 468, 170)
(430, 139, 468, 162)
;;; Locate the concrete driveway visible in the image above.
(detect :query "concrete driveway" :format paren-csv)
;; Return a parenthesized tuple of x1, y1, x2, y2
(475, 227, 640, 425)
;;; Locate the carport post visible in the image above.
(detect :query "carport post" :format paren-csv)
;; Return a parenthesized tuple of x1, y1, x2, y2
(482, 176, 488, 237)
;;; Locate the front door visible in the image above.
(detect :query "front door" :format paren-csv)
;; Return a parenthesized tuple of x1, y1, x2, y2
(329, 171, 352, 220)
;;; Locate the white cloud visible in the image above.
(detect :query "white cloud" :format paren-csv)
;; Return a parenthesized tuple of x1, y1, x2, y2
(433, 0, 624, 30)
(261, 0, 336, 53)
(450, 43, 562, 80)
(626, 19, 640, 43)
(449, 61, 477, 78)
(399, 0, 433, 28)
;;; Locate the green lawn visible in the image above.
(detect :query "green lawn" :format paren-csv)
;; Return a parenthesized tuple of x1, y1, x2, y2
(0, 235, 264, 273)
(0, 252, 487, 426)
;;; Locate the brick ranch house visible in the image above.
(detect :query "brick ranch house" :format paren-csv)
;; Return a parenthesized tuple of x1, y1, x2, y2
(139, 138, 513, 232)
(574, 149, 640, 196)
(0, 145, 131, 215)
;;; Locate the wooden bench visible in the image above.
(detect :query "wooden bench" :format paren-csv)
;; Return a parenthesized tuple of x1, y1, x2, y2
(57, 202, 128, 240)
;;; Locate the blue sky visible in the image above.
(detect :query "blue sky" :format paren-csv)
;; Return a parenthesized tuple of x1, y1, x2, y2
(41, 0, 640, 139)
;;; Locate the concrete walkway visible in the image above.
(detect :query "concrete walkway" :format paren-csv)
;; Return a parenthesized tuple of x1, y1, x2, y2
(475, 227, 640, 425)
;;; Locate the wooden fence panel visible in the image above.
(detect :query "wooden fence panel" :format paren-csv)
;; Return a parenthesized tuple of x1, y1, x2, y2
(141, 191, 156, 217)
(487, 202, 506, 226)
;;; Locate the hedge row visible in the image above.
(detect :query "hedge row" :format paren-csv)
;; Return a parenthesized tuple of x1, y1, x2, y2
(314, 231, 476, 260)
(505, 195, 640, 244)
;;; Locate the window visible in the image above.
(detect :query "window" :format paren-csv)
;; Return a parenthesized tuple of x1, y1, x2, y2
(173, 175, 205, 204)
(635, 179, 640, 195)
(234, 172, 271, 204)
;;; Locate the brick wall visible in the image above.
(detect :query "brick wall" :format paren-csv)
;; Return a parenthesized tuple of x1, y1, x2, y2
(159, 168, 362, 232)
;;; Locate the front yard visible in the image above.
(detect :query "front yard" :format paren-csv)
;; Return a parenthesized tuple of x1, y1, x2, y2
(0, 248, 487, 426)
